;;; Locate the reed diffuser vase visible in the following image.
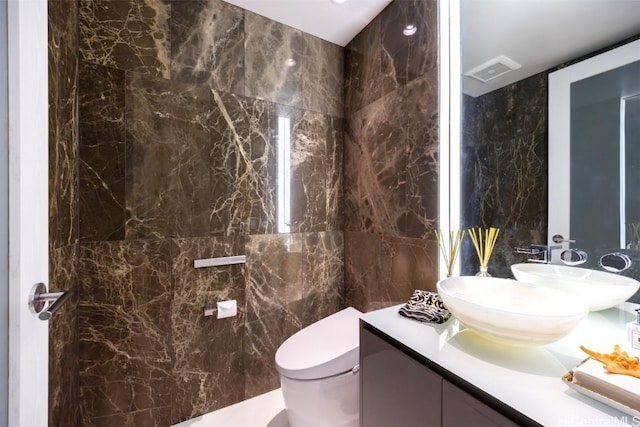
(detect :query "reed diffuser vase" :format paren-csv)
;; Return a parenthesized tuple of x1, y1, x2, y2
(468, 227, 500, 277)
(435, 229, 465, 278)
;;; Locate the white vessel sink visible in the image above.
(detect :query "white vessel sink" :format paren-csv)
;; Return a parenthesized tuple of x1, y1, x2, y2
(511, 263, 640, 311)
(437, 276, 588, 346)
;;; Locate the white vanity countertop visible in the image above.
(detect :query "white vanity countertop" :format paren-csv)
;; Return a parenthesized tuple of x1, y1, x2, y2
(361, 302, 640, 427)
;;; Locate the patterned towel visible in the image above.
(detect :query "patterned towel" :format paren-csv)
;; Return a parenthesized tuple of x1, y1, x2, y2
(398, 290, 451, 324)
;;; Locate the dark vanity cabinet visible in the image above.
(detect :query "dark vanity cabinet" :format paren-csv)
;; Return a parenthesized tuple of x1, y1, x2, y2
(360, 324, 524, 427)
(360, 324, 442, 426)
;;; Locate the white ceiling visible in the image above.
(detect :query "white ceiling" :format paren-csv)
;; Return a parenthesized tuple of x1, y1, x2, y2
(223, 0, 640, 96)
(462, 0, 640, 97)
(222, 0, 393, 47)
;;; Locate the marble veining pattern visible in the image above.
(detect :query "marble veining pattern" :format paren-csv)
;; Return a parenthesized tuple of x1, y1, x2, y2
(343, 0, 440, 312)
(380, 0, 437, 91)
(243, 232, 344, 398)
(244, 11, 302, 107)
(344, 15, 382, 116)
(345, 232, 437, 312)
(78, 240, 174, 426)
(49, 245, 80, 427)
(125, 73, 217, 239)
(48, 0, 80, 424)
(404, 73, 439, 238)
(79, 61, 127, 242)
(210, 90, 276, 235)
(326, 117, 345, 231)
(79, 0, 171, 78)
(49, 0, 79, 251)
(170, 236, 246, 423)
(302, 34, 344, 117)
(344, 86, 409, 236)
(71, 0, 352, 423)
(283, 106, 328, 233)
(170, 0, 245, 94)
(461, 73, 548, 277)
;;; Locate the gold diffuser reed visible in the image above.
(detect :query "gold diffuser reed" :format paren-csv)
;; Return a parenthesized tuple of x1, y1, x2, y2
(434, 229, 465, 277)
(468, 227, 500, 277)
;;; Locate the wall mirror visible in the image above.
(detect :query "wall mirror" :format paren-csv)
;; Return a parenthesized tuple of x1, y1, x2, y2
(549, 39, 640, 258)
(459, 0, 640, 274)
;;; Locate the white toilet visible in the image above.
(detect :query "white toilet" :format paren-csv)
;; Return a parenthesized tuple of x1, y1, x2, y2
(275, 307, 363, 427)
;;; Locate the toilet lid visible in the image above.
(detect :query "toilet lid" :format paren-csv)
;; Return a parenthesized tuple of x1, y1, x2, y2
(275, 307, 362, 380)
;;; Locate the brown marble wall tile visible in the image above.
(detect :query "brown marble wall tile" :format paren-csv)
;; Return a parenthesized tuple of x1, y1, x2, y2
(73, 0, 350, 423)
(302, 34, 344, 117)
(344, 87, 408, 236)
(79, 0, 171, 79)
(344, 0, 437, 117)
(79, 61, 126, 241)
(49, 245, 80, 427)
(278, 106, 328, 233)
(301, 232, 344, 326)
(211, 90, 276, 235)
(245, 234, 303, 323)
(48, 1, 80, 426)
(344, 15, 382, 116)
(244, 234, 303, 397)
(404, 73, 439, 238)
(49, 0, 79, 251)
(344, 1, 440, 238)
(461, 74, 548, 276)
(243, 232, 344, 398)
(125, 73, 216, 239)
(243, 310, 298, 399)
(170, 236, 246, 423)
(345, 232, 436, 312)
(170, 0, 244, 94)
(244, 11, 302, 107)
(380, 0, 438, 91)
(343, 0, 440, 312)
(78, 240, 173, 425)
(326, 117, 345, 231)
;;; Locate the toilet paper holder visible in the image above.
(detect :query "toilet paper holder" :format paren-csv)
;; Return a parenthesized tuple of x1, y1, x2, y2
(203, 299, 237, 319)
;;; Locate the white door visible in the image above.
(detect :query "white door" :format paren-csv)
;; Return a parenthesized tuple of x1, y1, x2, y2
(6, 0, 49, 425)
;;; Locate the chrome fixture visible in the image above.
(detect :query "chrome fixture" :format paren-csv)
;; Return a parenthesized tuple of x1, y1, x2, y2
(599, 252, 632, 273)
(193, 255, 246, 269)
(552, 234, 576, 244)
(559, 249, 588, 266)
(514, 244, 561, 264)
(28, 282, 73, 321)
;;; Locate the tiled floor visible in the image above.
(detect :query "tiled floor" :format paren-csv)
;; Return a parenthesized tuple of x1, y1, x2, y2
(173, 389, 289, 427)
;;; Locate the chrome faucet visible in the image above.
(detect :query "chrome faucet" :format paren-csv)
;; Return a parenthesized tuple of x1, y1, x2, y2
(514, 244, 562, 263)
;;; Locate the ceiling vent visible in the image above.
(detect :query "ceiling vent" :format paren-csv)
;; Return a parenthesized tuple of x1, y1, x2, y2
(464, 55, 522, 83)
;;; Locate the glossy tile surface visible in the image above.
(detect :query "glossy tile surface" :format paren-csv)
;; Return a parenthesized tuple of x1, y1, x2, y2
(79, 61, 126, 241)
(244, 11, 302, 107)
(79, 0, 172, 78)
(343, 0, 440, 312)
(51, 0, 446, 424)
(74, 0, 347, 423)
(460, 74, 548, 277)
(48, 0, 80, 424)
(170, 0, 245, 94)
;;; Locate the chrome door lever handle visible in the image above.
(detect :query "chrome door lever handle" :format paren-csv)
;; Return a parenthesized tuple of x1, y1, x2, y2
(28, 282, 73, 321)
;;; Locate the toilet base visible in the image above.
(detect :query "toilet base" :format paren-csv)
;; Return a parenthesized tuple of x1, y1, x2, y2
(280, 369, 359, 427)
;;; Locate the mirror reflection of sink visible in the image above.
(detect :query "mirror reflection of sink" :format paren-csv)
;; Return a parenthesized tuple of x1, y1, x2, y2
(437, 276, 588, 347)
(510, 263, 640, 311)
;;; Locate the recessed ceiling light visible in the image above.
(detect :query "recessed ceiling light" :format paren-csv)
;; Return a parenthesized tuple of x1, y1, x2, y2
(403, 24, 417, 36)
(331, 0, 348, 4)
